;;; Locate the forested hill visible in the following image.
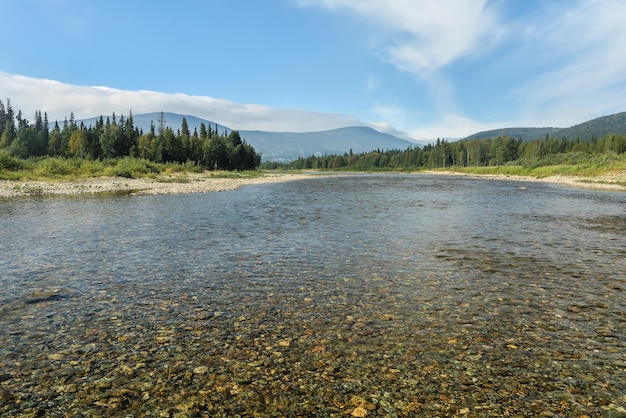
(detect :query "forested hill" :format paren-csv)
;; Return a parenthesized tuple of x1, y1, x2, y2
(555, 111, 626, 141)
(79, 113, 232, 137)
(464, 127, 561, 142)
(239, 126, 412, 162)
(78, 113, 413, 162)
(464, 111, 626, 142)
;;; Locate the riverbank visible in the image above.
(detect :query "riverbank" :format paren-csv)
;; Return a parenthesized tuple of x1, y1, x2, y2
(2, 170, 625, 197)
(423, 170, 626, 191)
(0, 172, 314, 198)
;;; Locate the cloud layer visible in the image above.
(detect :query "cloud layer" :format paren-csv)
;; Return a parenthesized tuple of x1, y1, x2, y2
(297, 0, 495, 75)
(0, 72, 362, 133)
(512, 0, 626, 126)
(297, 0, 626, 137)
(3, 1, 626, 142)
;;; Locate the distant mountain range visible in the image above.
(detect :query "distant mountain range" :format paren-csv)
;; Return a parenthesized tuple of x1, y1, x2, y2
(75, 110, 626, 162)
(77, 112, 415, 162)
(464, 112, 626, 142)
(239, 127, 412, 162)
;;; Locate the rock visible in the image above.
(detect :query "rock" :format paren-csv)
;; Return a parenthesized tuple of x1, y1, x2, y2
(193, 366, 209, 375)
(351, 406, 369, 417)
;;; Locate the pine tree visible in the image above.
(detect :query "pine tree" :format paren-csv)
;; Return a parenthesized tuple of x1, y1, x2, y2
(0, 100, 16, 149)
(0, 100, 6, 135)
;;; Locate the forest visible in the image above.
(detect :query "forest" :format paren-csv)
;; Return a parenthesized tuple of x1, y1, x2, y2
(262, 133, 626, 171)
(1, 98, 625, 176)
(0, 99, 261, 171)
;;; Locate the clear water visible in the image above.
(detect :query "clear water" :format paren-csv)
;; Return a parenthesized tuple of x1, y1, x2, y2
(1, 174, 625, 417)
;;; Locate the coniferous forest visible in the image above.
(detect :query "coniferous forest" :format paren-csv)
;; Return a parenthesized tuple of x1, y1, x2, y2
(1, 98, 626, 176)
(263, 132, 626, 171)
(0, 100, 261, 171)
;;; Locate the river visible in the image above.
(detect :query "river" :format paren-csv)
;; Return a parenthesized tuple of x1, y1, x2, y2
(1, 174, 625, 417)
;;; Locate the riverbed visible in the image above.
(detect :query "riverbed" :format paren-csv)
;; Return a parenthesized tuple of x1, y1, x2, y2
(1, 174, 624, 417)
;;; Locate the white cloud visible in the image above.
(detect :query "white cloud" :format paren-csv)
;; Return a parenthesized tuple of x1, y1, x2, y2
(296, 1, 626, 135)
(297, 0, 497, 75)
(408, 113, 505, 142)
(295, 0, 504, 140)
(0, 71, 362, 132)
(511, 0, 626, 127)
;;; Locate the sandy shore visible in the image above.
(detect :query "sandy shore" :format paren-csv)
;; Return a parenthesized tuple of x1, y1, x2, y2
(1, 170, 624, 197)
(0, 172, 315, 198)
(423, 170, 626, 192)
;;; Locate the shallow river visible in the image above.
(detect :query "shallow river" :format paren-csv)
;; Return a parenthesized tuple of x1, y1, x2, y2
(1, 174, 625, 417)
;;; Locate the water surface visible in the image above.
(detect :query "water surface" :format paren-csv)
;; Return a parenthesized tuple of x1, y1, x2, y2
(1, 174, 625, 417)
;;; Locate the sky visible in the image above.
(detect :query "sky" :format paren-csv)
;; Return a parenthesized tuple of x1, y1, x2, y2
(1, 0, 626, 141)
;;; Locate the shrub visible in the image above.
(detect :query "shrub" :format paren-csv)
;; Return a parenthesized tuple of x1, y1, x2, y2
(103, 158, 161, 178)
(0, 151, 23, 170)
(34, 157, 76, 176)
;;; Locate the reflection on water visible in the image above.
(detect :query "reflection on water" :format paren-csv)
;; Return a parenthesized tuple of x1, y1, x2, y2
(1, 174, 625, 416)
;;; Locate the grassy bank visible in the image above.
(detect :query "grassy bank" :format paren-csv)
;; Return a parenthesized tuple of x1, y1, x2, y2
(423, 152, 626, 179)
(0, 153, 265, 181)
(2, 152, 625, 188)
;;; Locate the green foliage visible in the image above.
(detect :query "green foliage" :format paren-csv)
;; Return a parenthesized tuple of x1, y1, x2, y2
(0, 99, 261, 172)
(0, 155, 181, 180)
(464, 112, 626, 142)
(102, 158, 162, 178)
(2, 98, 624, 179)
(263, 132, 626, 176)
(464, 127, 561, 142)
(0, 150, 23, 170)
(555, 112, 626, 142)
(33, 157, 77, 176)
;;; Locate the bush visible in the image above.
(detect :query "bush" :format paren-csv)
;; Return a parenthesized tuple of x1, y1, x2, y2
(76, 159, 107, 176)
(34, 157, 76, 176)
(103, 158, 161, 178)
(0, 151, 23, 170)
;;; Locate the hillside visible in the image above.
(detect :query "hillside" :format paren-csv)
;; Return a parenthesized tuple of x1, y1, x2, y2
(464, 127, 561, 141)
(75, 112, 413, 162)
(77, 112, 232, 136)
(464, 111, 626, 142)
(239, 126, 412, 162)
(554, 111, 626, 140)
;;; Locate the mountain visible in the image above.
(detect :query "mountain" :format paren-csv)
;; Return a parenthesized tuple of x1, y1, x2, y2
(553, 111, 626, 140)
(75, 112, 231, 136)
(464, 127, 561, 141)
(239, 126, 412, 162)
(464, 111, 626, 142)
(75, 112, 413, 162)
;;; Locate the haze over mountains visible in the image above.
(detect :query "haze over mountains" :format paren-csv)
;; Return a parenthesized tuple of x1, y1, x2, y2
(78, 112, 415, 162)
(464, 112, 626, 142)
(75, 111, 626, 163)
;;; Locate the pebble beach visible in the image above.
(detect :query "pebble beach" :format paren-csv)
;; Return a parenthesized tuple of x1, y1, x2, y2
(1, 170, 625, 198)
(0, 173, 315, 198)
(423, 171, 626, 192)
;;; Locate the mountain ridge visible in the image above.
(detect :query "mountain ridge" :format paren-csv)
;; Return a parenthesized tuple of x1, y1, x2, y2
(76, 112, 414, 162)
(464, 112, 626, 142)
(73, 110, 626, 163)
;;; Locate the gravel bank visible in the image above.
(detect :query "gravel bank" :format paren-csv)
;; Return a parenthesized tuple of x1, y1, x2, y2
(1, 170, 624, 198)
(423, 170, 626, 191)
(0, 172, 314, 198)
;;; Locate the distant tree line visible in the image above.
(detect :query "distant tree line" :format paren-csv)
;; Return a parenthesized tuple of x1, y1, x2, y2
(0, 99, 261, 170)
(262, 134, 626, 170)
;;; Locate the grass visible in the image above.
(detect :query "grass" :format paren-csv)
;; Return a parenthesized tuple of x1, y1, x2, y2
(0, 154, 254, 181)
(208, 170, 266, 179)
(579, 179, 626, 187)
(1, 151, 624, 182)
(425, 152, 626, 178)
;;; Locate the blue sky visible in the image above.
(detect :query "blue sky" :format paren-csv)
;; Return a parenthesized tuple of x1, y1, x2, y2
(2, 0, 626, 141)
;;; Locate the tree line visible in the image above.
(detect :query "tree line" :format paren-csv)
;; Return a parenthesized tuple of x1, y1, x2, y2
(0, 99, 261, 170)
(262, 133, 626, 170)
